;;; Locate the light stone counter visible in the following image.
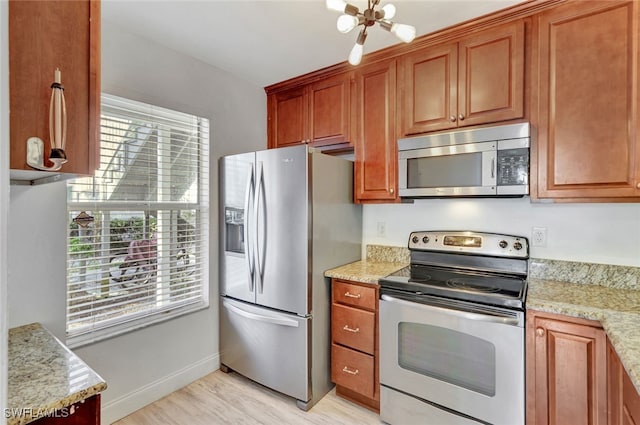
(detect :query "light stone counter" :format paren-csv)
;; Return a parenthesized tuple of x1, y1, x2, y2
(324, 260, 408, 284)
(527, 260, 640, 395)
(324, 244, 409, 284)
(8, 323, 107, 425)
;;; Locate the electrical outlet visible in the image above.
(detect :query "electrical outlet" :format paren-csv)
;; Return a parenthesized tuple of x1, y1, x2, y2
(532, 227, 547, 247)
(376, 221, 386, 237)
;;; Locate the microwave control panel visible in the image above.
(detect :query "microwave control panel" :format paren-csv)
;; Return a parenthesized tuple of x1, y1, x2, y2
(497, 148, 529, 186)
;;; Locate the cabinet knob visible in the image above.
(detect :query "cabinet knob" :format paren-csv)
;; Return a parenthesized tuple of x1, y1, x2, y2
(390, 188, 395, 194)
(536, 327, 545, 337)
(458, 113, 465, 121)
(636, 182, 640, 189)
(449, 115, 457, 122)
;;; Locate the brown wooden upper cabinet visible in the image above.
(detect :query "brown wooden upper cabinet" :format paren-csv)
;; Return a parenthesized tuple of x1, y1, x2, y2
(533, 1, 640, 200)
(353, 59, 398, 203)
(267, 72, 353, 150)
(398, 21, 525, 137)
(9, 0, 101, 176)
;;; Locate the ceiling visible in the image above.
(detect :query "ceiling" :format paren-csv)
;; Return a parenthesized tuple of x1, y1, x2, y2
(102, 0, 523, 88)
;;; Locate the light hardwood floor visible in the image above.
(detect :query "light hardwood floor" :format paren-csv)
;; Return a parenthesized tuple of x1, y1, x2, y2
(113, 370, 381, 424)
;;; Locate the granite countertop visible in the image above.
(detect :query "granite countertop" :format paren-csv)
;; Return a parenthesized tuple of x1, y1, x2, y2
(527, 278, 640, 394)
(324, 260, 408, 284)
(324, 244, 409, 284)
(8, 323, 107, 425)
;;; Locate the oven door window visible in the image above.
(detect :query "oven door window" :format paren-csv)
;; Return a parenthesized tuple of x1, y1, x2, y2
(398, 322, 496, 396)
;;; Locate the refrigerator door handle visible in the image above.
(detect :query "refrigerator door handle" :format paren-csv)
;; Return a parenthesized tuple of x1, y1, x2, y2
(243, 164, 255, 292)
(254, 161, 267, 294)
(222, 299, 299, 328)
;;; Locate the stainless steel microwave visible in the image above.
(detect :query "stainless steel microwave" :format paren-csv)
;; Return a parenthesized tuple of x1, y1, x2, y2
(398, 123, 530, 198)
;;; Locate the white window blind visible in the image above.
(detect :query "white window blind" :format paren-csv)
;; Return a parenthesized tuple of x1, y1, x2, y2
(66, 93, 209, 345)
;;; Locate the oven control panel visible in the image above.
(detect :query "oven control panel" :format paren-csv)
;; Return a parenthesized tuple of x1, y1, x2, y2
(408, 231, 529, 258)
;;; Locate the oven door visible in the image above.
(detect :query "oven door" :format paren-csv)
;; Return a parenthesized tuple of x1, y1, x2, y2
(379, 292, 524, 425)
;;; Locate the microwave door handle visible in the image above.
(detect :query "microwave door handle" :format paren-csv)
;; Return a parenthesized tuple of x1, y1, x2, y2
(380, 294, 521, 326)
(491, 158, 495, 179)
(244, 164, 255, 292)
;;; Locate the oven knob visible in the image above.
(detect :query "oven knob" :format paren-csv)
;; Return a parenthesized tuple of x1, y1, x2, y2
(513, 241, 523, 250)
(422, 236, 430, 244)
(499, 240, 508, 249)
(412, 236, 419, 244)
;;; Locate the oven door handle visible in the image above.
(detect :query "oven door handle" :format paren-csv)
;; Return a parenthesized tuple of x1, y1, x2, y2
(380, 294, 522, 326)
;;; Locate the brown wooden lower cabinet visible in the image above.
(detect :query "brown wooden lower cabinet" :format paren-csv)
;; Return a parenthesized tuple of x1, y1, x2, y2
(608, 338, 640, 425)
(32, 394, 100, 425)
(330, 279, 379, 412)
(526, 310, 607, 425)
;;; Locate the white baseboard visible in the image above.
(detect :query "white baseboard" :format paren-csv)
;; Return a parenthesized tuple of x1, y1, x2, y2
(102, 353, 220, 424)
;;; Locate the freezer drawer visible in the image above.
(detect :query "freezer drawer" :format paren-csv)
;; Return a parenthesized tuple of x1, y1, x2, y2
(220, 297, 310, 402)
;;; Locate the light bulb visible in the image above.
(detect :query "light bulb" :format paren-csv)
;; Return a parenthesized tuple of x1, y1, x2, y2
(381, 4, 396, 20)
(326, 0, 347, 13)
(337, 14, 359, 33)
(349, 43, 364, 66)
(391, 23, 416, 43)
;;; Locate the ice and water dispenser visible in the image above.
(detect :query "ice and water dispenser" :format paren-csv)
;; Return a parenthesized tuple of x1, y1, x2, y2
(224, 207, 244, 254)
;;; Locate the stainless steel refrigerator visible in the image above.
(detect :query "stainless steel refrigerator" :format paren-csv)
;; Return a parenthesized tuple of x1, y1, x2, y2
(219, 145, 362, 410)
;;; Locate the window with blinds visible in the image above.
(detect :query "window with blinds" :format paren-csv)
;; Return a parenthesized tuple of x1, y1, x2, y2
(66, 93, 209, 345)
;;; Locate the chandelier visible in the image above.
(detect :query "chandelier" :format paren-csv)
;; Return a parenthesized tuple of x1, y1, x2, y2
(326, 0, 416, 66)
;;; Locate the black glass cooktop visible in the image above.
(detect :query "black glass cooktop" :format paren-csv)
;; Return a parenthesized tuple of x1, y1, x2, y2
(380, 264, 527, 310)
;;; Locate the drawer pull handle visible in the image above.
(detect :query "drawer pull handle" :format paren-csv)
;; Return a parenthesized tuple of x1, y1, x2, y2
(344, 292, 361, 299)
(343, 325, 360, 333)
(342, 366, 359, 375)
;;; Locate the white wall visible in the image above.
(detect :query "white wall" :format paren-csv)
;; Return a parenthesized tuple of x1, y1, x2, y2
(6, 20, 266, 424)
(0, 1, 9, 422)
(364, 197, 640, 267)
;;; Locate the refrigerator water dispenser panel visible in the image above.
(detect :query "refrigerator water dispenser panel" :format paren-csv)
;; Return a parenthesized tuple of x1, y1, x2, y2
(225, 207, 244, 254)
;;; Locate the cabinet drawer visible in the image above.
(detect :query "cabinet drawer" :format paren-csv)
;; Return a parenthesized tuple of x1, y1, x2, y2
(331, 344, 374, 398)
(332, 280, 376, 310)
(332, 303, 375, 354)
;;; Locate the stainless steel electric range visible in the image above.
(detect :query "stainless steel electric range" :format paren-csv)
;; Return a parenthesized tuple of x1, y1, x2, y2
(379, 230, 528, 425)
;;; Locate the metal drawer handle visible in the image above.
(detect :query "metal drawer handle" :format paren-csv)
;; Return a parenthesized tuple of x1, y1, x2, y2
(344, 292, 361, 299)
(342, 366, 359, 375)
(342, 325, 360, 333)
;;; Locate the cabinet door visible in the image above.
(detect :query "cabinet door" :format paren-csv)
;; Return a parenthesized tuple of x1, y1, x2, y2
(458, 20, 524, 127)
(623, 370, 640, 425)
(354, 59, 397, 203)
(608, 339, 640, 425)
(308, 73, 352, 147)
(267, 87, 308, 148)
(527, 312, 607, 425)
(399, 43, 458, 135)
(535, 1, 640, 199)
(9, 0, 100, 175)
